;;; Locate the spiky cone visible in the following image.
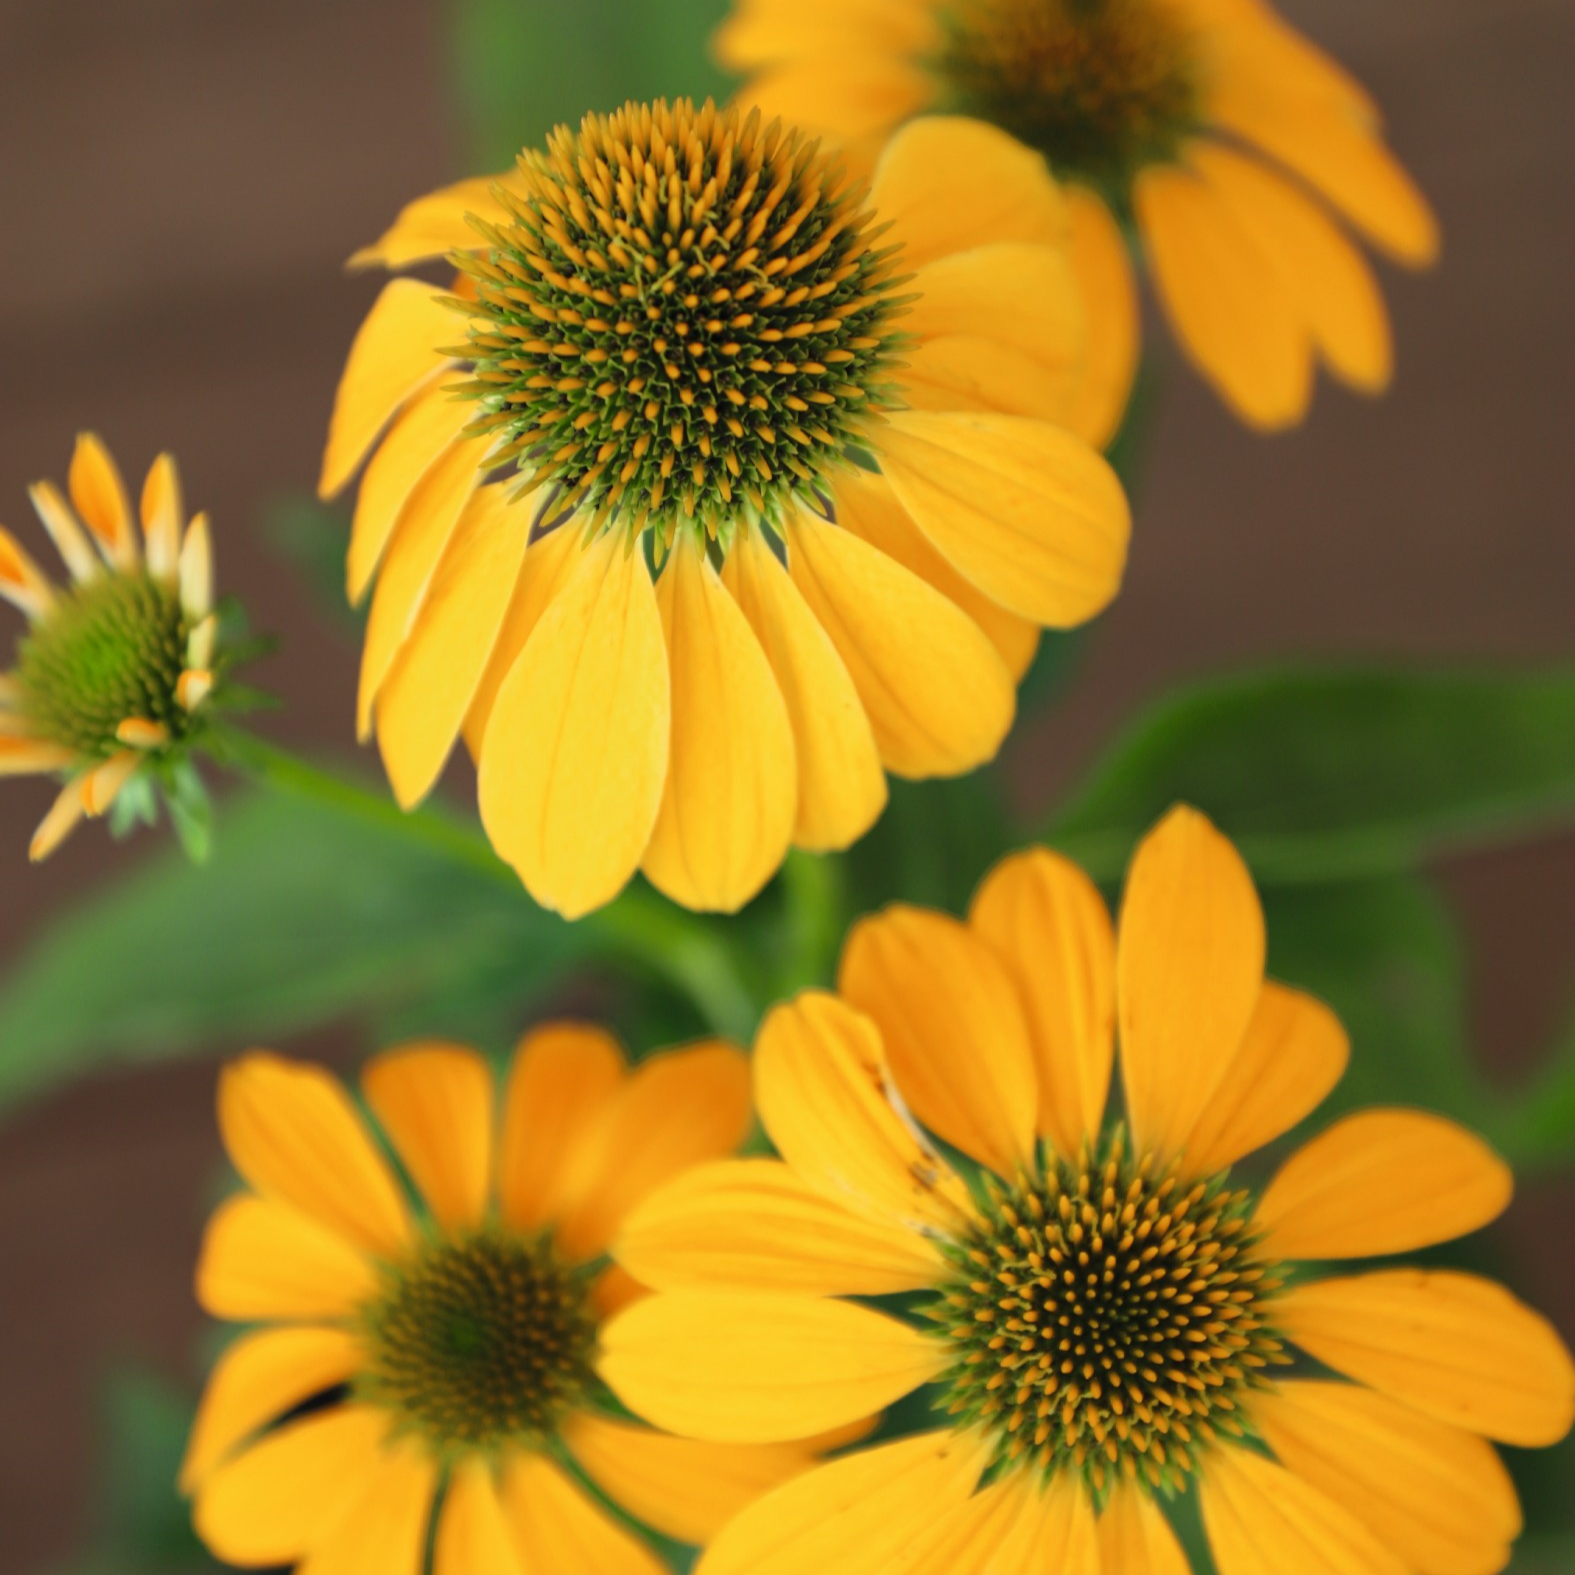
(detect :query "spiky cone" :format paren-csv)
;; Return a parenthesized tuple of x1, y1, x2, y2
(183, 1027, 867, 1575)
(324, 99, 1131, 919)
(0, 435, 228, 861)
(602, 806, 1574, 1575)
(716, 0, 1439, 431)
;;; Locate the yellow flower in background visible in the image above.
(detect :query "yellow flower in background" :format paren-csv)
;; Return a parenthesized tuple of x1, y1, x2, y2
(323, 98, 1130, 919)
(718, 0, 1439, 430)
(602, 807, 1573, 1575)
(184, 1028, 851, 1575)
(0, 435, 219, 860)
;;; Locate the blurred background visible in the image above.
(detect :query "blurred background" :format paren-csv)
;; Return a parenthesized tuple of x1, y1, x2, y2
(1, 0, 1572, 1569)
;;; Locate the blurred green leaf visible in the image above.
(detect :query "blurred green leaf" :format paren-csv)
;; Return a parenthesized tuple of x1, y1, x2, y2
(1050, 668, 1575, 885)
(1490, 994, 1575, 1172)
(452, 0, 733, 170)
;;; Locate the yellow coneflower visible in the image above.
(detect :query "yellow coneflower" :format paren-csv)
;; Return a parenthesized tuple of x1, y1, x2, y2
(716, 0, 1439, 430)
(184, 1028, 853, 1575)
(602, 806, 1573, 1575)
(0, 435, 222, 860)
(323, 98, 1130, 920)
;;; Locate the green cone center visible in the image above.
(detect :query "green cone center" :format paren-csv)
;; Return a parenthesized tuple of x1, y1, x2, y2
(357, 1228, 597, 1453)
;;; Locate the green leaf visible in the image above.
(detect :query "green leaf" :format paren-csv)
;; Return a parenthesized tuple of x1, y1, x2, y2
(451, 0, 733, 171)
(1489, 995, 1575, 1172)
(0, 783, 580, 1113)
(1050, 668, 1575, 885)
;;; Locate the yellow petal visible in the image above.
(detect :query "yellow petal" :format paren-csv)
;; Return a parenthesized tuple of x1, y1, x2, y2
(29, 479, 101, 583)
(217, 1052, 409, 1255)
(1135, 160, 1313, 429)
(830, 466, 1039, 682)
(738, 56, 929, 142)
(1018, 1475, 1101, 1575)
(695, 1431, 991, 1575)
(320, 280, 458, 498)
(497, 1452, 666, 1575)
(29, 780, 87, 861)
(345, 380, 475, 606)
(613, 1157, 944, 1296)
(878, 410, 1130, 628)
(899, 332, 1081, 432)
(721, 522, 887, 851)
(1257, 1381, 1522, 1575)
(376, 484, 531, 807)
(196, 1194, 378, 1321)
(565, 1413, 826, 1547)
(357, 432, 491, 738)
(139, 453, 184, 580)
(869, 114, 1068, 271)
(1256, 1109, 1512, 1260)
(903, 1472, 1048, 1575)
(968, 847, 1115, 1157)
(1192, 144, 1392, 393)
(296, 1438, 436, 1575)
(839, 905, 1038, 1175)
(69, 432, 137, 568)
(1279, 1270, 1575, 1446)
(554, 1040, 752, 1261)
(0, 525, 56, 617)
(178, 512, 213, 622)
(0, 738, 74, 776)
(600, 1289, 948, 1444)
(350, 174, 520, 271)
(477, 527, 670, 918)
(1097, 1482, 1190, 1575)
(361, 1042, 495, 1229)
(786, 508, 1014, 778)
(435, 1461, 524, 1575)
(716, 0, 941, 73)
(182, 1326, 361, 1490)
(1181, 981, 1349, 1176)
(1201, 1444, 1408, 1575)
(82, 749, 140, 817)
(462, 516, 584, 755)
(1116, 806, 1266, 1161)
(497, 1021, 627, 1233)
(1063, 188, 1141, 449)
(193, 1406, 389, 1566)
(755, 990, 977, 1233)
(642, 528, 797, 912)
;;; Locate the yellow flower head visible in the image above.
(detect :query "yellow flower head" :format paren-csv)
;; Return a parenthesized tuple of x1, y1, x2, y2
(323, 98, 1131, 919)
(717, 0, 1440, 429)
(0, 435, 222, 860)
(603, 807, 1574, 1575)
(184, 1028, 850, 1573)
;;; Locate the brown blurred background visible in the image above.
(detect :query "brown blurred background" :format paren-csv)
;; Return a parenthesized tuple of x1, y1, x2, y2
(1, 0, 1573, 1568)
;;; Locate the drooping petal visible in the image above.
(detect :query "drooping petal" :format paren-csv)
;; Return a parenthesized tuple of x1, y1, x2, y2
(376, 484, 531, 807)
(839, 905, 1038, 1176)
(613, 1157, 945, 1296)
(497, 1452, 667, 1575)
(695, 1432, 991, 1575)
(29, 781, 86, 861)
(1135, 160, 1313, 429)
(1062, 188, 1141, 449)
(0, 738, 73, 776)
(599, 1289, 948, 1444)
(1256, 1381, 1522, 1575)
(181, 1326, 362, 1490)
(321, 280, 459, 498)
(349, 174, 521, 271)
(217, 1053, 409, 1255)
(435, 1461, 525, 1575)
(81, 750, 140, 818)
(564, 1414, 826, 1547)
(878, 410, 1130, 627)
(1116, 806, 1266, 1161)
(721, 523, 887, 850)
(755, 990, 977, 1233)
(1255, 1110, 1512, 1260)
(829, 467, 1039, 681)
(196, 1194, 378, 1321)
(69, 432, 138, 568)
(968, 848, 1116, 1156)
(642, 528, 798, 913)
(193, 1406, 389, 1567)
(295, 1437, 436, 1575)
(361, 1042, 495, 1229)
(477, 526, 670, 918)
(786, 508, 1014, 778)
(1201, 1444, 1408, 1575)
(1097, 1481, 1191, 1575)
(553, 1040, 752, 1261)
(1278, 1270, 1575, 1447)
(1181, 981, 1349, 1176)
(869, 114, 1068, 271)
(0, 525, 56, 617)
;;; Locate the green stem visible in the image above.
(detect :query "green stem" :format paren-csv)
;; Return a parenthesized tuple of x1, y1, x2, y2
(225, 731, 760, 1042)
